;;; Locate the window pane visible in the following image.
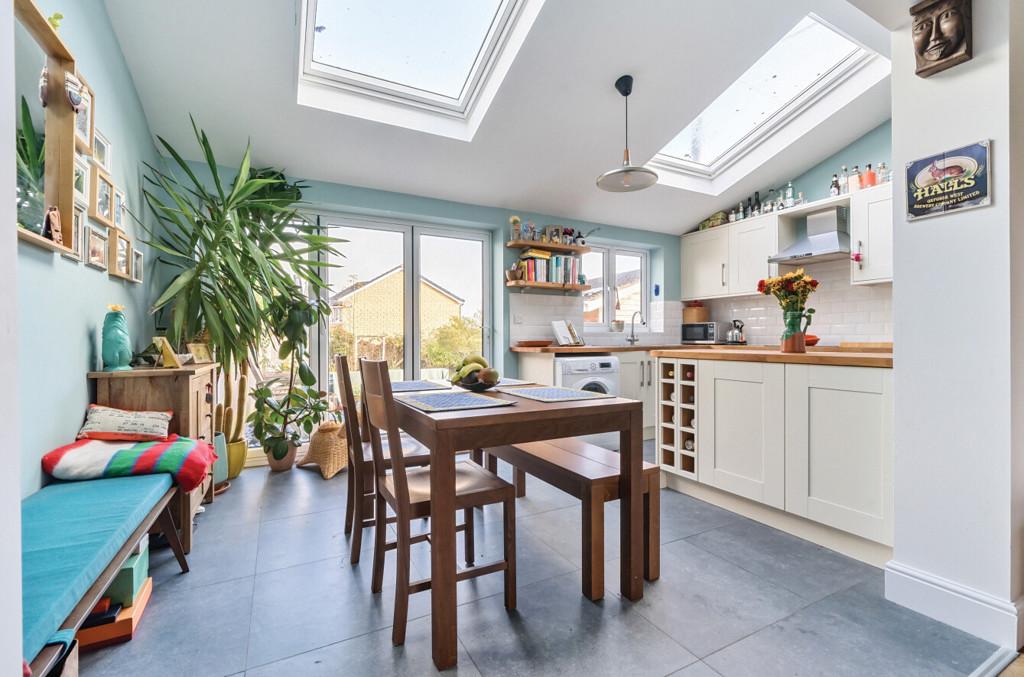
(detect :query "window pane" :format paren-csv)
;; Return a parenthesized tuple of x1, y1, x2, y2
(312, 0, 503, 99)
(582, 251, 605, 324)
(613, 253, 643, 323)
(658, 16, 858, 166)
(326, 225, 406, 406)
(418, 234, 483, 378)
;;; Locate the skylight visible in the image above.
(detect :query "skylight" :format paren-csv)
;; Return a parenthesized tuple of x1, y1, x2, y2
(657, 16, 862, 170)
(310, 1, 504, 101)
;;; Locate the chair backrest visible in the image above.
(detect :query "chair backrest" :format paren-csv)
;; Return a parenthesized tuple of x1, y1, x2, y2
(358, 358, 410, 506)
(333, 354, 364, 456)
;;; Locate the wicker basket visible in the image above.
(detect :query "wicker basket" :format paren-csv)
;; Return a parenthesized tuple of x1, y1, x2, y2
(297, 421, 348, 479)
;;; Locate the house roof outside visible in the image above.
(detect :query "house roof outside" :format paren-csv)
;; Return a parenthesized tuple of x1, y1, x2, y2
(583, 268, 642, 299)
(329, 265, 465, 305)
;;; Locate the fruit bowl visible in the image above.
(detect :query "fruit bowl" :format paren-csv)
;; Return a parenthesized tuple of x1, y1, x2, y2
(455, 380, 497, 393)
(450, 355, 500, 392)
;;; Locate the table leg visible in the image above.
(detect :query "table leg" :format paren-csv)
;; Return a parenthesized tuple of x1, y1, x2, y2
(619, 407, 644, 600)
(430, 432, 458, 670)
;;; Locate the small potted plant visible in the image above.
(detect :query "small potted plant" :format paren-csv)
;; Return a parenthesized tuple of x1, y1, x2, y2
(249, 297, 330, 471)
(757, 268, 819, 353)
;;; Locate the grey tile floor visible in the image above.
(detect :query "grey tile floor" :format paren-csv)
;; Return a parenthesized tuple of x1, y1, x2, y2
(80, 442, 997, 676)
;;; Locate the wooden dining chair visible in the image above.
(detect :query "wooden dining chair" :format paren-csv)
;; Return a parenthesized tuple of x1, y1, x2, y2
(337, 355, 432, 564)
(359, 358, 517, 646)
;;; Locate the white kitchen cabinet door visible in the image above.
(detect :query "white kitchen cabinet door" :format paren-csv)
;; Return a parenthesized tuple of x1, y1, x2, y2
(850, 183, 893, 284)
(729, 214, 778, 295)
(617, 351, 646, 408)
(681, 227, 730, 301)
(697, 360, 785, 508)
(785, 365, 893, 544)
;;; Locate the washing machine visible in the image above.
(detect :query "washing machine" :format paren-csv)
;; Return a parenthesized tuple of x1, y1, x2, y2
(553, 355, 620, 450)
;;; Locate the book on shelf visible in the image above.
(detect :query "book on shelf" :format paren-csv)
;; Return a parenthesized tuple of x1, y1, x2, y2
(519, 253, 580, 285)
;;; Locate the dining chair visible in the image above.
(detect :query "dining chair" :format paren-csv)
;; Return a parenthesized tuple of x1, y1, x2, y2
(337, 354, 432, 564)
(359, 358, 517, 646)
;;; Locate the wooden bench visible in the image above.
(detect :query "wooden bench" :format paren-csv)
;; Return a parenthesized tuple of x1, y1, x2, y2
(483, 438, 659, 600)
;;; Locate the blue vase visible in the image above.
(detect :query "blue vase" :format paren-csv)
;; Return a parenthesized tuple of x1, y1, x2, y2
(102, 309, 133, 371)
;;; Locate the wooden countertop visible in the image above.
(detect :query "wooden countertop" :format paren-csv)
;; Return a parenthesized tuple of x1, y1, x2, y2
(649, 348, 892, 368)
(511, 344, 694, 354)
(88, 363, 219, 378)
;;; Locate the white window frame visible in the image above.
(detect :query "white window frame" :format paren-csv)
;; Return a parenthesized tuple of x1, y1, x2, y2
(583, 245, 650, 333)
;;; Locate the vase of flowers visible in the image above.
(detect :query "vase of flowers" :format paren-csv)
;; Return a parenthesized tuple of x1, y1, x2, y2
(758, 269, 819, 353)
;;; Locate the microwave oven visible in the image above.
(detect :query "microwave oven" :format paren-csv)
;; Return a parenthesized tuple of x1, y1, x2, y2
(681, 322, 719, 344)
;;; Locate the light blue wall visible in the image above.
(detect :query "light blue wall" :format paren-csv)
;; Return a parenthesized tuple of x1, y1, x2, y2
(793, 120, 892, 202)
(17, 0, 161, 496)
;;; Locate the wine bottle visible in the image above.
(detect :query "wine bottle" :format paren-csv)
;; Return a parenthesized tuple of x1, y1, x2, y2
(745, 198, 752, 219)
(839, 165, 849, 194)
(784, 181, 795, 208)
(737, 201, 745, 220)
(753, 191, 761, 215)
(829, 174, 841, 196)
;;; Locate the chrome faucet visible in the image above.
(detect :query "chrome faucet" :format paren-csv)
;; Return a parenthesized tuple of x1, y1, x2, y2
(626, 311, 645, 345)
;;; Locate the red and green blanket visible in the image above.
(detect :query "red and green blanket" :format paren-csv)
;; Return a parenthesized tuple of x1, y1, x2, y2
(42, 435, 216, 492)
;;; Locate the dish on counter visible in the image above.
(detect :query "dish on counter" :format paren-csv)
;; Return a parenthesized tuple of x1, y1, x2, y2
(804, 334, 820, 346)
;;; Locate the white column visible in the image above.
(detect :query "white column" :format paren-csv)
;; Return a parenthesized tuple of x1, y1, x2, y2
(884, 0, 1024, 649)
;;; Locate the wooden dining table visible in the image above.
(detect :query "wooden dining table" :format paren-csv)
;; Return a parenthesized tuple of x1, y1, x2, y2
(394, 387, 646, 670)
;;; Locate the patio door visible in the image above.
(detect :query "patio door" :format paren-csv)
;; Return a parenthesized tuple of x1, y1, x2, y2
(315, 215, 491, 406)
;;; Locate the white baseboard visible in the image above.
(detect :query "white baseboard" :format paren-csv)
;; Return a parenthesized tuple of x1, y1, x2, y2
(885, 559, 1024, 649)
(969, 647, 1019, 677)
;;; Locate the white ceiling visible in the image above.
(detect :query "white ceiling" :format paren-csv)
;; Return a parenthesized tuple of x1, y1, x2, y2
(104, 0, 892, 235)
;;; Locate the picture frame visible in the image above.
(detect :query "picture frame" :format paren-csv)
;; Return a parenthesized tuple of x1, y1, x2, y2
(73, 76, 94, 155)
(131, 247, 144, 283)
(186, 342, 214, 364)
(92, 130, 112, 171)
(114, 189, 127, 229)
(86, 226, 108, 270)
(110, 229, 131, 279)
(905, 140, 990, 221)
(152, 336, 182, 369)
(61, 205, 85, 262)
(89, 165, 115, 228)
(73, 153, 90, 206)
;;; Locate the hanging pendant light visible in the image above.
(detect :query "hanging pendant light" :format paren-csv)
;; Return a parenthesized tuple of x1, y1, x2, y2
(596, 74, 658, 192)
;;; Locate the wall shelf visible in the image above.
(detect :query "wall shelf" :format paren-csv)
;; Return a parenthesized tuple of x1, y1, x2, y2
(18, 227, 73, 254)
(505, 280, 590, 293)
(505, 239, 590, 254)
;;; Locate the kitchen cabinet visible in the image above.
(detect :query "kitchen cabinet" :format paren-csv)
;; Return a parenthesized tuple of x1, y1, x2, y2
(618, 351, 656, 433)
(850, 183, 893, 284)
(681, 226, 730, 300)
(697, 360, 785, 508)
(785, 364, 893, 544)
(729, 214, 778, 295)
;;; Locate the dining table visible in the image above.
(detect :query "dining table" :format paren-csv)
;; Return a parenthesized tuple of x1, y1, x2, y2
(393, 386, 646, 670)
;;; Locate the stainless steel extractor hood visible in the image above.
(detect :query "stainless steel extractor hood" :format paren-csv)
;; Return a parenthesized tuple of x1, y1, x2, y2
(768, 206, 850, 264)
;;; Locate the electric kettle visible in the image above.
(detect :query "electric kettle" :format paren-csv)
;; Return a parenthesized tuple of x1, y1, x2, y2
(725, 319, 746, 344)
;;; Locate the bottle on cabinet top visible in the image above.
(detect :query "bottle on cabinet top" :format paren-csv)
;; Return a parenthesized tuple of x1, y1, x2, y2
(784, 181, 795, 208)
(829, 174, 841, 196)
(753, 191, 761, 216)
(839, 165, 849, 194)
(848, 165, 862, 192)
(863, 163, 877, 188)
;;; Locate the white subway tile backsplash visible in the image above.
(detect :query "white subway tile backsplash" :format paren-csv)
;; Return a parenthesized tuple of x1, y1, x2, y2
(508, 293, 682, 344)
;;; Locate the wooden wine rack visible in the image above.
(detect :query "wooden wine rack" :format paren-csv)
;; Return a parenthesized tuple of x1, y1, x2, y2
(655, 357, 698, 479)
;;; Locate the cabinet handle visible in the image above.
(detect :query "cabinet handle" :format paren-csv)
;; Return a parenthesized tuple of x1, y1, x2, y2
(851, 240, 864, 270)
(647, 360, 652, 386)
(721, 263, 726, 286)
(639, 362, 644, 388)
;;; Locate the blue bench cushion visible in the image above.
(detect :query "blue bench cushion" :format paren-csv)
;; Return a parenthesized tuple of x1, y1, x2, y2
(21, 474, 172, 661)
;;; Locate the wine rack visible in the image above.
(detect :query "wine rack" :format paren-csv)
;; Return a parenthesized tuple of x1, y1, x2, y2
(656, 357, 698, 479)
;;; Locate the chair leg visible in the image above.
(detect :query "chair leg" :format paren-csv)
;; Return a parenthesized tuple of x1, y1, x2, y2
(350, 476, 365, 565)
(515, 467, 527, 498)
(392, 517, 412, 646)
(581, 488, 605, 601)
(471, 448, 484, 465)
(463, 507, 475, 567)
(343, 460, 355, 535)
(156, 505, 189, 573)
(644, 476, 660, 582)
(486, 454, 498, 474)
(371, 494, 387, 594)
(503, 497, 516, 610)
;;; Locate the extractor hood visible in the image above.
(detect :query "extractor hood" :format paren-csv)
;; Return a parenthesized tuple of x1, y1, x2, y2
(768, 206, 850, 265)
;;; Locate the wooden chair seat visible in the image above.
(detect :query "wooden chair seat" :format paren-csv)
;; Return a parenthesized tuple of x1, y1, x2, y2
(381, 461, 513, 519)
(484, 437, 659, 601)
(359, 435, 431, 465)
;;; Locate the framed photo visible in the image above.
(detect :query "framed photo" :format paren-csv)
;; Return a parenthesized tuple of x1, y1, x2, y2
(89, 166, 115, 228)
(92, 130, 111, 171)
(86, 226, 108, 270)
(186, 342, 214, 364)
(74, 77, 94, 154)
(152, 336, 182, 369)
(62, 206, 85, 262)
(114, 189, 127, 229)
(906, 140, 990, 221)
(73, 153, 90, 206)
(110, 229, 131, 278)
(131, 247, 144, 283)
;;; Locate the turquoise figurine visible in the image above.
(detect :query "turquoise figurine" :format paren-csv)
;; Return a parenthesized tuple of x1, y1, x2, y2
(102, 305, 133, 371)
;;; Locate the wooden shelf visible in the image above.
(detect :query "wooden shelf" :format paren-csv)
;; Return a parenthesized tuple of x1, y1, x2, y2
(17, 227, 73, 254)
(505, 239, 591, 254)
(505, 280, 591, 292)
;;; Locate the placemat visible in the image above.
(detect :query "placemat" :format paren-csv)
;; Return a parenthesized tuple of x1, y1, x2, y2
(496, 377, 533, 386)
(390, 380, 451, 393)
(395, 391, 515, 413)
(494, 386, 614, 403)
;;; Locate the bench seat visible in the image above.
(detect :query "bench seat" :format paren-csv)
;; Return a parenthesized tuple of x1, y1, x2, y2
(22, 475, 179, 669)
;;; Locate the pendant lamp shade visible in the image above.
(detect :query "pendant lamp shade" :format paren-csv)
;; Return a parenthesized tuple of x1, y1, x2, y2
(596, 75, 658, 192)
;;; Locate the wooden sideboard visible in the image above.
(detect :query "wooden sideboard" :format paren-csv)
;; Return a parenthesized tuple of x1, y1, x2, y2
(88, 363, 218, 553)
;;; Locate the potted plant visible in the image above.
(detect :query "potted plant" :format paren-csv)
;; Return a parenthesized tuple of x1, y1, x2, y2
(758, 268, 819, 353)
(249, 297, 329, 471)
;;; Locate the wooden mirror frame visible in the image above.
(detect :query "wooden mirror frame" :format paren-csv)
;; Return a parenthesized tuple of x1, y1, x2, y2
(14, 0, 78, 252)
(89, 165, 116, 228)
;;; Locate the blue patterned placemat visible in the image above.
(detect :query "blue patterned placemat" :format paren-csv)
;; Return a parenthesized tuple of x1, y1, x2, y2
(390, 380, 451, 393)
(495, 386, 614, 403)
(496, 377, 533, 386)
(395, 391, 515, 412)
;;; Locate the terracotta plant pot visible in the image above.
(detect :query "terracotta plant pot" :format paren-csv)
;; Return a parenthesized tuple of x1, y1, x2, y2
(266, 442, 299, 472)
(226, 439, 247, 479)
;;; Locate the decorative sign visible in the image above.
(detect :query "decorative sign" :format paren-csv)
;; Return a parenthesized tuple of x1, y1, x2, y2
(906, 140, 989, 221)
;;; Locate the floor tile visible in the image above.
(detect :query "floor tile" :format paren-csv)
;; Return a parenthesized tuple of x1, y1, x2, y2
(245, 616, 481, 676)
(79, 576, 253, 677)
(457, 570, 697, 677)
(256, 507, 355, 573)
(686, 518, 877, 602)
(150, 519, 259, 591)
(257, 465, 348, 522)
(615, 539, 806, 658)
(669, 661, 723, 677)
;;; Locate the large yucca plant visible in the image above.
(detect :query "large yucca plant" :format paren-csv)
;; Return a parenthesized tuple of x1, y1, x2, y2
(142, 117, 341, 369)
